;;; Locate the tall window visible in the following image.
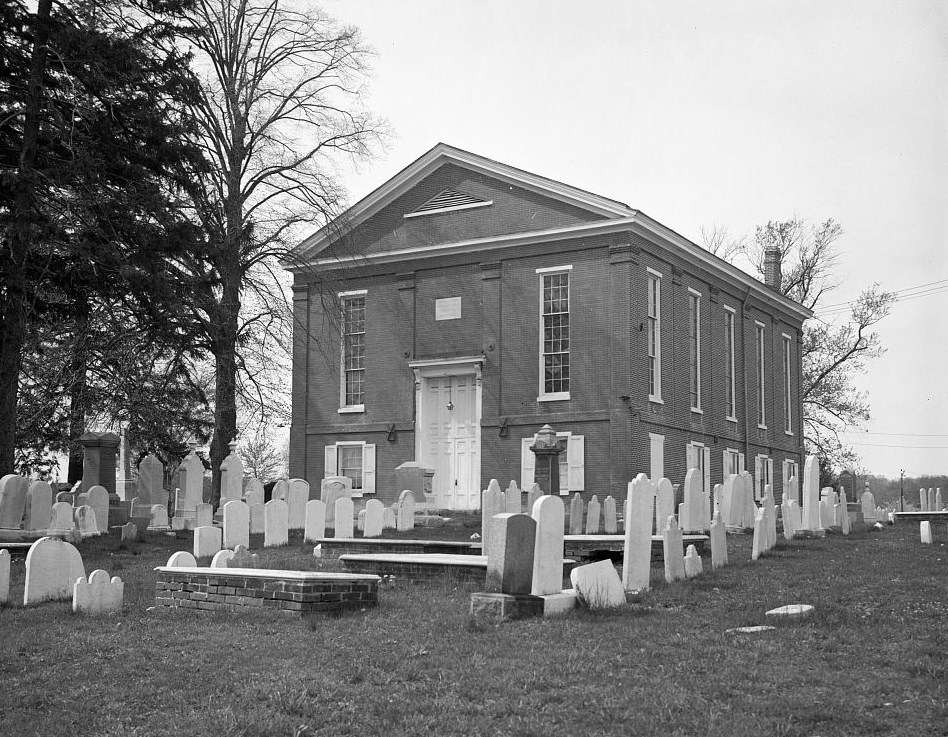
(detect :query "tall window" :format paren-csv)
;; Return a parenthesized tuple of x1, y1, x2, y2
(539, 268, 570, 398)
(688, 290, 701, 411)
(647, 271, 661, 400)
(341, 293, 366, 408)
(783, 335, 793, 434)
(338, 444, 364, 490)
(724, 308, 736, 420)
(723, 448, 743, 477)
(756, 322, 766, 427)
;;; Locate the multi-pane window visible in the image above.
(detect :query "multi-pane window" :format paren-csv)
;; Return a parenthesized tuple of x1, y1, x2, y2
(338, 444, 364, 490)
(724, 448, 743, 477)
(756, 322, 766, 427)
(783, 335, 793, 433)
(724, 308, 736, 419)
(688, 290, 701, 411)
(647, 272, 661, 400)
(541, 270, 570, 396)
(341, 294, 366, 407)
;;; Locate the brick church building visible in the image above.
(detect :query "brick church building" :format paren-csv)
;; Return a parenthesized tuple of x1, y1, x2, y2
(288, 144, 810, 509)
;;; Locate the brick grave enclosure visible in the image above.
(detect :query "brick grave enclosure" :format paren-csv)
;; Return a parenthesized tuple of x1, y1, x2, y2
(154, 567, 381, 617)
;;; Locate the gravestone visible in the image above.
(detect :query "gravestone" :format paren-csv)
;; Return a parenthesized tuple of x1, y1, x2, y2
(75, 505, 99, 537)
(568, 493, 584, 535)
(860, 489, 877, 522)
(712, 483, 724, 517)
(194, 525, 222, 559)
(287, 479, 309, 530)
(819, 497, 834, 530)
(485, 513, 536, 594)
(173, 445, 204, 528)
(56, 491, 73, 504)
(530, 424, 564, 495)
(0, 549, 9, 605)
(751, 507, 766, 560)
(531, 494, 565, 596)
(223, 500, 250, 550)
(683, 545, 703, 579)
(505, 481, 522, 514)
(166, 551, 197, 567)
(585, 495, 601, 534)
(623, 474, 656, 592)
(334, 497, 355, 538)
(383, 506, 396, 529)
(195, 503, 213, 528)
(839, 489, 851, 535)
(781, 500, 796, 542)
(526, 483, 543, 513)
(937, 488, 944, 511)
(244, 478, 265, 507)
(73, 570, 123, 614)
(739, 471, 758, 528)
(357, 508, 366, 532)
(481, 480, 504, 550)
(229, 544, 260, 569)
(762, 484, 777, 550)
(271, 478, 289, 501)
(0, 474, 29, 529)
(654, 478, 675, 535)
(710, 511, 727, 569)
(211, 549, 236, 568)
(219, 441, 244, 507)
(87, 486, 109, 534)
(264, 499, 289, 547)
(304, 500, 327, 543)
(785, 474, 799, 507)
(321, 476, 352, 526)
(662, 515, 685, 584)
(137, 454, 165, 508)
(24, 481, 52, 531)
(149, 505, 169, 529)
(49, 502, 75, 532)
(570, 560, 625, 609)
(250, 502, 265, 535)
(396, 490, 415, 532)
(920, 521, 932, 544)
(929, 488, 937, 511)
(23, 537, 86, 605)
(801, 455, 822, 531)
(603, 496, 618, 534)
(363, 499, 384, 538)
(680, 468, 705, 533)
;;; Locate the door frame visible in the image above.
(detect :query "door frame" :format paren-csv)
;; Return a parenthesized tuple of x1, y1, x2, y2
(410, 356, 483, 508)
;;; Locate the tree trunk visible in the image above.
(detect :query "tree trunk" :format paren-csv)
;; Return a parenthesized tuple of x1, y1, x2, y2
(208, 272, 241, 510)
(0, 0, 53, 474)
(67, 295, 91, 483)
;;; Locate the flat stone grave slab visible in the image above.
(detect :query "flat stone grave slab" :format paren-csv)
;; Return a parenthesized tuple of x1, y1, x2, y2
(893, 511, 948, 524)
(765, 604, 815, 620)
(339, 553, 575, 585)
(564, 534, 709, 561)
(315, 538, 481, 558)
(470, 592, 544, 622)
(154, 567, 380, 617)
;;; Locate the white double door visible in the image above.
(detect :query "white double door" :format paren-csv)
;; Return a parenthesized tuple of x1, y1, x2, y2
(418, 373, 480, 510)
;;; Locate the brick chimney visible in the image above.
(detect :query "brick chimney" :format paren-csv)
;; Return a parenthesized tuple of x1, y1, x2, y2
(763, 246, 782, 292)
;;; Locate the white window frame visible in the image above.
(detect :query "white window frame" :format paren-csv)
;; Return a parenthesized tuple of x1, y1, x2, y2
(649, 432, 665, 481)
(724, 306, 737, 422)
(723, 447, 744, 478)
(338, 289, 368, 413)
(686, 440, 712, 497)
(537, 265, 572, 402)
(520, 431, 584, 494)
(324, 440, 376, 497)
(688, 288, 702, 413)
(755, 321, 767, 429)
(782, 333, 793, 435)
(647, 268, 662, 403)
(754, 453, 774, 502)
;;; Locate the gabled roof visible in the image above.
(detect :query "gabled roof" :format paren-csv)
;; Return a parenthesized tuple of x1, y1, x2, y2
(292, 142, 636, 263)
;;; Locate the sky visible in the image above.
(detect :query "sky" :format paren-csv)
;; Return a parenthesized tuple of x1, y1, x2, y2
(320, 0, 948, 478)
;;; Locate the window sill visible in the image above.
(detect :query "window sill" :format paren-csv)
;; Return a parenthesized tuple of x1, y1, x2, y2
(648, 396, 664, 405)
(338, 405, 365, 414)
(726, 416, 738, 423)
(691, 407, 703, 415)
(758, 424, 768, 430)
(785, 430, 794, 436)
(538, 392, 570, 402)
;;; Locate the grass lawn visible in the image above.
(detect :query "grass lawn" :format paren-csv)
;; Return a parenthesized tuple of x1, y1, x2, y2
(1, 517, 946, 736)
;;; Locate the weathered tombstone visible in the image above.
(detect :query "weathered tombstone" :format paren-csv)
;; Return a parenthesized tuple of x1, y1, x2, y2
(505, 481, 522, 514)
(86, 486, 109, 534)
(603, 495, 618, 534)
(229, 544, 260, 569)
(382, 506, 396, 529)
(937, 488, 944, 511)
(623, 474, 656, 592)
(654, 478, 675, 535)
(149, 505, 169, 529)
(751, 507, 766, 560)
(195, 503, 213, 528)
(781, 500, 796, 542)
(481, 480, 504, 550)
(679, 469, 702, 533)
(271, 478, 289, 501)
(763, 484, 777, 550)
(137, 454, 165, 508)
(530, 424, 564, 495)
(710, 510, 727, 568)
(75, 505, 99, 537)
(929, 488, 937, 511)
(219, 441, 244, 507)
(334, 497, 355, 538)
(721, 474, 738, 528)
(244, 478, 265, 507)
(0, 549, 9, 605)
(712, 482, 724, 516)
(49, 501, 75, 532)
(264, 499, 289, 547)
(222, 500, 250, 550)
(802, 455, 821, 531)
(861, 489, 877, 522)
(396, 490, 415, 532)
(287, 479, 309, 530)
(24, 481, 52, 531)
(249, 502, 265, 535)
(662, 515, 685, 583)
(23, 537, 86, 605)
(585, 495, 601, 534)
(166, 551, 197, 567)
(739, 471, 758, 528)
(568, 493, 584, 535)
(485, 513, 536, 594)
(304, 500, 327, 543)
(356, 508, 366, 532)
(819, 497, 834, 530)
(363, 499, 384, 538)
(526, 483, 543, 513)
(570, 559, 625, 609)
(56, 491, 74, 504)
(210, 549, 236, 568)
(320, 476, 353, 525)
(683, 544, 703, 578)
(531, 494, 565, 596)
(73, 569, 123, 614)
(0, 474, 29, 529)
(120, 522, 137, 542)
(920, 521, 932, 544)
(839, 489, 851, 535)
(194, 525, 222, 559)
(173, 445, 204, 528)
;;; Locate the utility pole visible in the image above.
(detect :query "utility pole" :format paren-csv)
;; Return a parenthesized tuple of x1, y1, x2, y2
(900, 469, 905, 512)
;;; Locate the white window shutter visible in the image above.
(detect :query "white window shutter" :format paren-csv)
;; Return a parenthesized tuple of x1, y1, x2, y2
(738, 453, 746, 473)
(686, 443, 698, 470)
(767, 457, 774, 491)
(722, 450, 730, 477)
(324, 444, 337, 476)
(363, 444, 376, 495)
(567, 435, 585, 492)
(754, 456, 763, 501)
(521, 437, 535, 491)
(702, 446, 711, 495)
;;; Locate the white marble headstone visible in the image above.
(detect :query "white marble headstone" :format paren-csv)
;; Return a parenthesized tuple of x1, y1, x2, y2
(304, 499, 327, 543)
(23, 537, 86, 605)
(264, 499, 289, 547)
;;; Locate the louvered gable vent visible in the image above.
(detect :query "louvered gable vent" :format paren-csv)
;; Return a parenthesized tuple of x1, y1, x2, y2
(404, 188, 492, 218)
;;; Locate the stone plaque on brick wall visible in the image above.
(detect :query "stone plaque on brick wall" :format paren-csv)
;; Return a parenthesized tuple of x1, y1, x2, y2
(435, 297, 461, 320)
